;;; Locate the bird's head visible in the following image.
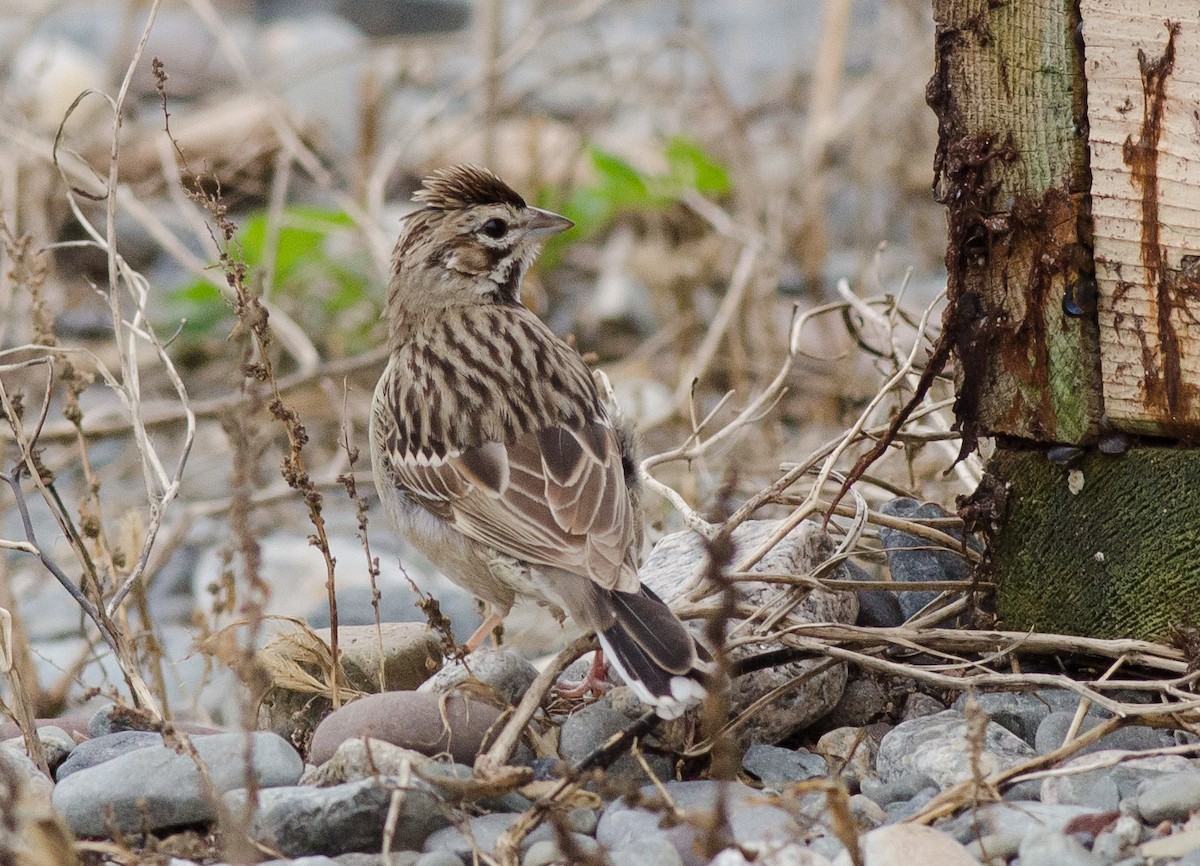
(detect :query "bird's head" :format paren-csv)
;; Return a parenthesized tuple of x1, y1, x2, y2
(387, 165, 573, 321)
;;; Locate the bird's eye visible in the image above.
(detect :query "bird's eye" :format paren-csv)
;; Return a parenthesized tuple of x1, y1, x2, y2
(481, 218, 508, 239)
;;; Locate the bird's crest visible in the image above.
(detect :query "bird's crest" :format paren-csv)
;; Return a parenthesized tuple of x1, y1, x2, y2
(414, 165, 526, 211)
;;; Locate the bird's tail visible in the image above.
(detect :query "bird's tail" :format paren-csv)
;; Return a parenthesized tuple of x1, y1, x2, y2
(597, 585, 714, 720)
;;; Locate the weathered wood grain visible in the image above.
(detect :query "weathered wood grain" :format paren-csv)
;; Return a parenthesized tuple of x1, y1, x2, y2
(930, 0, 1101, 445)
(1082, 1, 1200, 435)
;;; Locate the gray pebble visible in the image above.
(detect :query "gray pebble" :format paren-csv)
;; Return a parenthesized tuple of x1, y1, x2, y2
(333, 854, 421, 866)
(942, 801, 1112, 846)
(558, 696, 672, 783)
(229, 776, 447, 857)
(1002, 778, 1045, 802)
(418, 649, 538, 707)
(825, 679, 890, 728)
(608, 836, 683, 866)
(3, 726, 75, 773)
(879, 498, 972, 620)
(952, 691, 1073, 745)
(1017, 829, 1104, 866)
(807, 835, 847, 860)
(53, 732, 302, 836)
(882, 785, 938, 822)
(55, 731, 164, 780)
(0, 746, 53, 805)
(741, 744, 827, 788)
(413, 853, 463, 866)
(598, 780, 802, 866)
(1034, 712, 1174, 756)
(876, 710, 1035, 789)
(1136, 772, 1200, 824)
(1042, 751, 1194, 810)
(423, 813, 553, 859)
(566, 806, 597, 835)
(848, 793, 887, 829)
(966, 832, 1023, 862)
(861, 771, 938, 807)
(258, 858, 340, 866)
(901, 692, 945, 722)
(1092, 821, 1139, 863)
(522, 834, 599, 866)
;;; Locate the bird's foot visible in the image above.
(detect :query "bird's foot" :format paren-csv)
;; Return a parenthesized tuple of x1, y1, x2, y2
(555, 651, 611, 699)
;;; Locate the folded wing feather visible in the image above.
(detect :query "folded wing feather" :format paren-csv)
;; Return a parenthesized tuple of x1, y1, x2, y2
(388, 416, 638, 593)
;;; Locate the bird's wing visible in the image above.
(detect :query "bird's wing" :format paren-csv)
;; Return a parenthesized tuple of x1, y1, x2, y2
(383, 417, 639, 592)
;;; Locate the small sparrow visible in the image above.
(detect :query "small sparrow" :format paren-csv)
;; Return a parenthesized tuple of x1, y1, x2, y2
(370, 165, 712, 719)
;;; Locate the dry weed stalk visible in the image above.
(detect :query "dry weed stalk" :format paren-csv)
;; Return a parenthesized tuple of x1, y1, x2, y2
(0, 0, 191, 717)
(150, 57, 347, 708)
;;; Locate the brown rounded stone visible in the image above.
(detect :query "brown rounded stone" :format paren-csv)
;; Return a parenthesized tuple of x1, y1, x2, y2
(309, 691, 504, 765)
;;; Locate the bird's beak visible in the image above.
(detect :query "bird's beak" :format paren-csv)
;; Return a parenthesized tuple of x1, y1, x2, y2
(526, 207, 574, 238)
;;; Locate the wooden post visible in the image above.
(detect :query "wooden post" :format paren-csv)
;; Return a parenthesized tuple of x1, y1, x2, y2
(930, 0, 1200, 638)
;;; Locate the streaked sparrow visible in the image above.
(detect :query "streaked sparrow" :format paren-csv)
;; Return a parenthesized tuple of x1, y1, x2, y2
(369, 165, 711, 719)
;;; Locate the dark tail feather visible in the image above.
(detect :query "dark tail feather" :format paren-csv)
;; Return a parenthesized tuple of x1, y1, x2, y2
(598, 586, 711, 719)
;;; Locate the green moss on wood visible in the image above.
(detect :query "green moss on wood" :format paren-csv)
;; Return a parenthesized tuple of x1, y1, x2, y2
(990, 446, 1200, 639)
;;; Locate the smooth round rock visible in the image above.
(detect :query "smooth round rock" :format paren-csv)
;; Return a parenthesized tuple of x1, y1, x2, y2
(941, 801, 1113, 847)
(860, 771, 938, 807)
(86, 704, 219, 738)
(522, 834, 599, 866)
(413, 853, 463, 866)
(1034, 711, 1174, 756)
(1041, 750, 1193, 809)
(55, 731, 164, 780)
(3, 726, 75, 774)
(608, 836, 684, 866)
(0, 746, 53, 807)
(558, 695, 673, 783)
(876, 710, 1035, 789)
(334, 854, 421, 866)
(598, 781, 803, 866)
(1017, 828, 1105, 866)
(832, 825, 977, 865)
(709, 845, 832, 866)
(640, 520, 855, 746)
(1136, 772, 1200, 824)
(742, 744, 827, 788)
(53, 732, 302, 836)
(304, 737, 427, 786)
(419, 649, 537, 707)
(227, 775, 447, 856)
(952, 691, 1071, 745)
(0, 715, 91, 741)
(310, 691, 504, 765)
(900, 693, 945, 722)
(825, 679, 891, 728)
(815, 727, 878, 789)
(422, 812, 554, 859)
(566, 806, 597, 836)
(848, 793, 887, 830)
(879, 498, 973, 621)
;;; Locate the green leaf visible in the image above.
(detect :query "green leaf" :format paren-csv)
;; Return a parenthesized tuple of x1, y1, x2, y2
(239, 206, 353, 280)
(664, 137, 731, 195)
(589, 147, 654, 208)
(165, 279, 229, 336)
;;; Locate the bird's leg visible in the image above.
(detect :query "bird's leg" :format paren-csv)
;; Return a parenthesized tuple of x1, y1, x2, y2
(464, 608, 505, 651)
(555, 649, 611, 698)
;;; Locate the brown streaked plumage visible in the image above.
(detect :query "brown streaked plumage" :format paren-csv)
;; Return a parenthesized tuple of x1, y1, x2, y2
(370, 165, 712, 718)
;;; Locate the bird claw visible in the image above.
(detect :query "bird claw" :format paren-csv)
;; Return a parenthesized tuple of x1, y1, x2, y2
(555, 651, 611, 699)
